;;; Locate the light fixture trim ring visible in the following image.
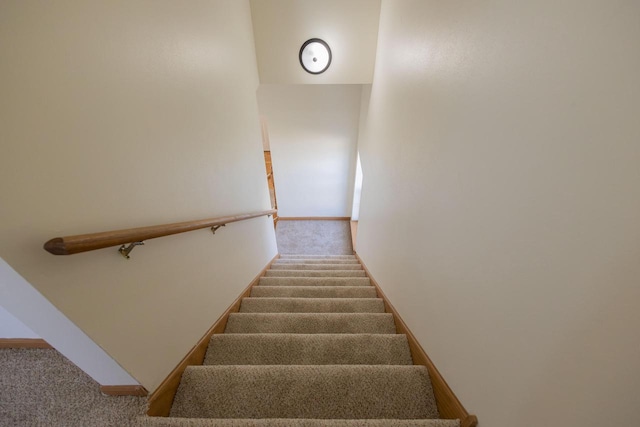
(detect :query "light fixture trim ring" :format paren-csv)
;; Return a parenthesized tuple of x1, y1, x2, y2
(299, 38, 332, 75)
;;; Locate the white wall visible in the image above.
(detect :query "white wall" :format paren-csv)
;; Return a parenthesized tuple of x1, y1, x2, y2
(0, 305, 38, 339)
(257, 85, 362, 217)
(351, 85, 372, 221)
(0, 258, 138, 385)
(250, 0, 381, 84)
(357, 1, 640, 426)
(0, 0, 277, 391)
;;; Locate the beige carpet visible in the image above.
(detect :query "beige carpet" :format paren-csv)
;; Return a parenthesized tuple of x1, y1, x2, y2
(145, 419, 459, 426)
(171, 365, 438, 419)
(0, 348, 146, 426)
(142, 255, 459, 426)
(275, 220, 353, 254)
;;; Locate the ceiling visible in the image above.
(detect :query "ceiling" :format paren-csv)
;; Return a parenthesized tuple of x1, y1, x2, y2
(250, 0, 381, 84)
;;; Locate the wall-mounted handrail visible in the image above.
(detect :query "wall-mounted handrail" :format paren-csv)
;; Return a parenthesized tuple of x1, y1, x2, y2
(43, 209, 276, 256)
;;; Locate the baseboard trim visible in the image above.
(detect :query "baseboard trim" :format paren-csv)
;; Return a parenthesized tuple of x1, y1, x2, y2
(0, 338, 52, 349)
(100, 385, 148, 396)
(147, 253, 280, 417)
(355, 253, 478, 427)
(278, 217, 351, 221)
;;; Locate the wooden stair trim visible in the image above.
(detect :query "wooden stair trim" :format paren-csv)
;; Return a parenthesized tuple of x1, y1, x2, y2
(355, 253, 478, 427)
(100, 385, 148, 396)
(350, 220, 358, 251)
(147, 254, 280, 417)
(0, 338, 52, 349)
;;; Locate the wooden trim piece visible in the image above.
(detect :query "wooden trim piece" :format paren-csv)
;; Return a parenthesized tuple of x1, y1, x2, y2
(278, 217, 351, 221)
(0, 338, 52, 349)
(355, 253, 478, 427)
(147, 254, 280, 417)
(100, 385, 148, 396)
(350, 221, 358, 252)
(44, 209, 277, 255)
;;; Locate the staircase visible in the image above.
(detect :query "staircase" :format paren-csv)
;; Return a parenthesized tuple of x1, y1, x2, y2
(145, 254, 460, 427)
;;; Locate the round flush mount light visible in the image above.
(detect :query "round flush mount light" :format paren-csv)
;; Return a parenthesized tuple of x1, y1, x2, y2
(299, 38, 332, 74)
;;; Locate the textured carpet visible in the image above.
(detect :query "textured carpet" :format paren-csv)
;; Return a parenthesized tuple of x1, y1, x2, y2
(144, 253, 450, 425)
(204, 334, 413, 365)
(239, 297, 385, 313)
(225, 313, 397, 334)
(265, 270, 367, 277)
(170, 365, 438, 419)
(280, 254, 356, 259)
(143, 419, 460, 426)
(0, 348, 146, 427)
(275, 220, 353, 254)
(274, 258, 360, 264)
(258, 276, 371, 286)
(250, 286, 378, 297)
(270, 263, 362, 270)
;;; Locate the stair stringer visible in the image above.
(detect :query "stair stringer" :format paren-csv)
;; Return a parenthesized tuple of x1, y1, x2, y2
(146, 254, 280, 416)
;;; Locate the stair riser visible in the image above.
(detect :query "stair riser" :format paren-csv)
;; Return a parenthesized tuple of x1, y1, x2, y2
(259, 277, 370, 286)
(279, 255, 356, 259)
(251, 286, 377, 298)
(170, 365, 439, 419)
(204, 334, 413, 365)
(265, 270, 367, 277)
(270, 264, 362, 270)
(274, 259, 361, 264)
(143, 419, 460, 426)
(225, 313, 396, 334)
(239, 298, 385, 313)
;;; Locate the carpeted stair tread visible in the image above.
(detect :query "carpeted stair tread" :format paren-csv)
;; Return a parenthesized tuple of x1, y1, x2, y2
(170, 365, 439, 419)
(265, 270, 367, 277)
(225, 313, 396, 334)
(203, 334, 413, 365)
(270, 263, 363, 270)
(279, 255, 357, 259)
(259, 276, 371, 286)
(251, 286, 377, 298)
(274, 259, 362, 265)
(154, 253, 450, 425)
(239, 298, 384, 313)
(142, 418, 460, 426)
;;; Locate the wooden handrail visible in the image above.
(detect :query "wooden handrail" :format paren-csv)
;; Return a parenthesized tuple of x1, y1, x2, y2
(44, 209, 276, 255)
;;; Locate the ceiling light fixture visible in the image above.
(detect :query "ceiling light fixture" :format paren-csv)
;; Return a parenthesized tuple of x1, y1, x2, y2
(299, 38, 332, 75)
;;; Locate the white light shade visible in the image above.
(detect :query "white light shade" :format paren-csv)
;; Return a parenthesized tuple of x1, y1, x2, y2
(299, 39, 332, 74)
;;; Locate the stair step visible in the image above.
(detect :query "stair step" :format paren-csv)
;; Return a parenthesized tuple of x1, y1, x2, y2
(259, 277, 370, 286)
(265, 270, 367, 277)
(270, 264, 362, 270)
(204, 334, 413, 365)
(251, 286, 377, 298)
(239, 297, 384, 313)
(274, 259, 361, 265)
(225, 313, 396, 334)
(170, 365, 439, 419)
(143, 418, 459, 426)
(279, 255, 357, 259)
(271, 259, 361, 265)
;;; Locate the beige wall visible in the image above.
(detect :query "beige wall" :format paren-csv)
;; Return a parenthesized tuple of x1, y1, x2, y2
(257, 85, 362, 217)
(357, 1, 640, 426)
(250, 0, 381, 84)
(0, 0, 277, 391)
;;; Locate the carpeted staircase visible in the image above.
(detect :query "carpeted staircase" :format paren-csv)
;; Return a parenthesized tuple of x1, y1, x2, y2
(145, 255, 460, 427)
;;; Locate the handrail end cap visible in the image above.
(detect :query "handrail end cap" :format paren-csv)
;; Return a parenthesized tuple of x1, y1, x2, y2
(44, 238, 69, 255)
